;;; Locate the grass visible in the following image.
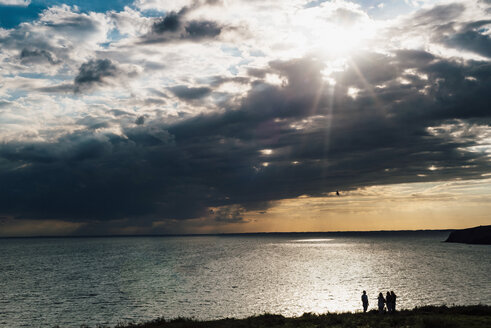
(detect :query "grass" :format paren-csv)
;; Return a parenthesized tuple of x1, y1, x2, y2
(58, 305, 491, 328)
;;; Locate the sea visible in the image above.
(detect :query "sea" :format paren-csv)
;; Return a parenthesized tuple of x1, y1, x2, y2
(0, 231, 490, 327)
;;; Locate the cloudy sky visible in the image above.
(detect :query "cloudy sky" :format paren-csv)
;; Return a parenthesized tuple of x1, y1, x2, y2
(0, 0, 490, 236)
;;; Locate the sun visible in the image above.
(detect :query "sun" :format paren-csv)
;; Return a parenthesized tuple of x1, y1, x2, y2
(288, 4, 379, 59)
(316, 20, 379, 58)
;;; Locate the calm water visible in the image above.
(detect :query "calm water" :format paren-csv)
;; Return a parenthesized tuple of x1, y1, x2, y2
(0, 232, 490, 327)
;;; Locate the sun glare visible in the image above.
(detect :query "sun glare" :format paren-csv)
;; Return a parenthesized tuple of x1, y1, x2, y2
(319, 25, 372, 56)
(291, 5, 379, 59)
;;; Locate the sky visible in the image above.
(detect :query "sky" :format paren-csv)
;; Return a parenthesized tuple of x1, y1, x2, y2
(0, 0, 490, 236)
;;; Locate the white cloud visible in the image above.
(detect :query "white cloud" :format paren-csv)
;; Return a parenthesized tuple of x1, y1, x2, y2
(0, 0, 30, 6)
(0, 0, 489, 145)
(134, 0, 193, 12)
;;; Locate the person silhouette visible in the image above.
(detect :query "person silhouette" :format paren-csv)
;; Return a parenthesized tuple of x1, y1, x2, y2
(391, 291, 397, 312)
(386, 291, 392, 313)
(378, 292, 385, 313)
(361, 290, 369, 313)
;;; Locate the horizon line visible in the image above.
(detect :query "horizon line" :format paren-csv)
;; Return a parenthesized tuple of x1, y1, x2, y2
(0, 227, 465, 239)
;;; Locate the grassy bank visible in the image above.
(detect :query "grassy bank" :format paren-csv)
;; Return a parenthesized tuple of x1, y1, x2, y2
(98, 305, 491, 328)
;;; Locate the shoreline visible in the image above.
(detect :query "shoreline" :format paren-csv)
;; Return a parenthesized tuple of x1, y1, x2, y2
(75, 305, 491, 328)
(2, 229, 453, 239)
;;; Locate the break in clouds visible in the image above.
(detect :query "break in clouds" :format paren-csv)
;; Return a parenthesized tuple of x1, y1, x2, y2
(0, 0, 490, 234)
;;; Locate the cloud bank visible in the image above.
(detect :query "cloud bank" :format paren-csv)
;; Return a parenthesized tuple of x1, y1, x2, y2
(0, 0, 490, 235)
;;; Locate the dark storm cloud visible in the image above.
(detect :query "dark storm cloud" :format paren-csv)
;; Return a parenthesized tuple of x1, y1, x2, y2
(444, 28, 491, 58)
(20, 48, 60, 65)
(337, 52, 400, 87)
(394, 50, 436, 67)
(169, 85, 212, 100)
(184, 20, 222, 39)
(0, 48, 490, 230)
(214, 206, 246, 223)
(407, 5, 491, 58)
(73, 58, 138, 93)
(37, 59, 131, 94)
(135, 115, 145, 125)
(152, 11, 182, 33)
(141, 6, 225, 44)
(74, 59, 119, 90)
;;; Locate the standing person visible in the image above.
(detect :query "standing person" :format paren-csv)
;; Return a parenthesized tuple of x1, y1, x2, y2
(391, 291, 397, 312)
(386, 291, 393, 313)
(377, 292, 386, 313)
(361, 291, 369, 313)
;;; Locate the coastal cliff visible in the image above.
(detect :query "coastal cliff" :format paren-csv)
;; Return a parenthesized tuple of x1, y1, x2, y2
(445, 225, 491, 245)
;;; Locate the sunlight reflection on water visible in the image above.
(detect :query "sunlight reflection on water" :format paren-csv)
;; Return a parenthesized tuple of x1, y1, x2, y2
(0, 232, 489, 327)
(292, 239, 334, 242)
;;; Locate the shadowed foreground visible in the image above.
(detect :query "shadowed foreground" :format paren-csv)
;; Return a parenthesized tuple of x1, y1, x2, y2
(94, 305, 491, 328)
